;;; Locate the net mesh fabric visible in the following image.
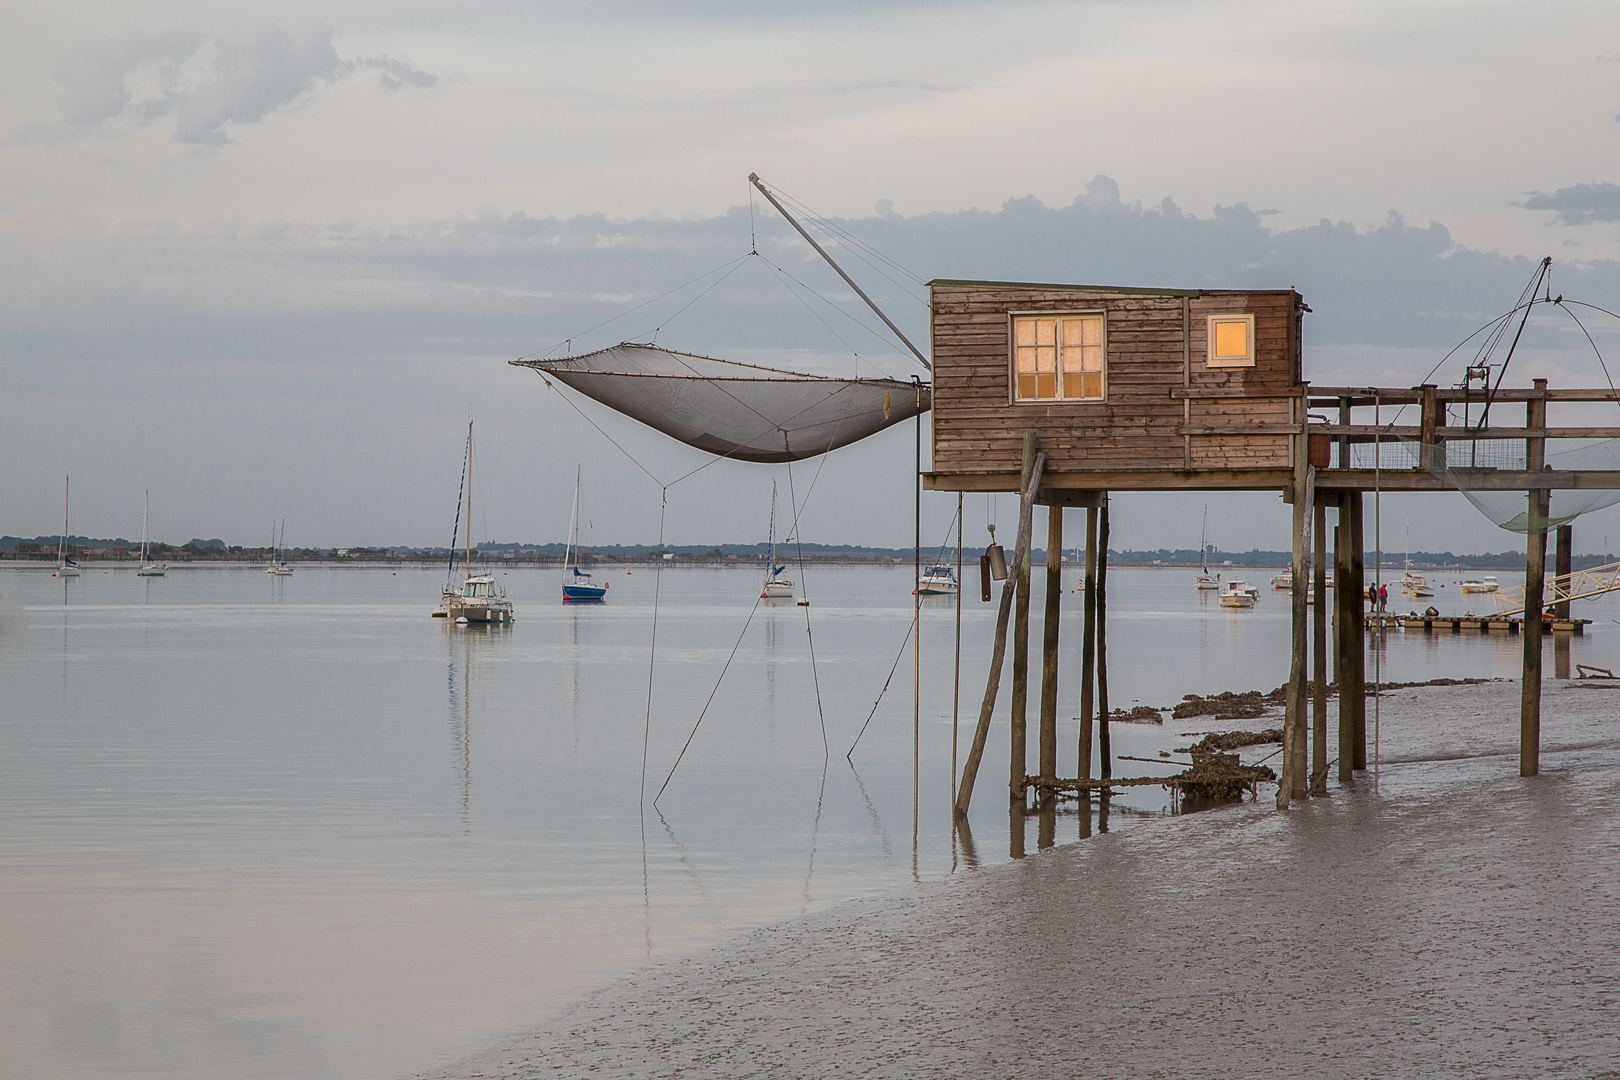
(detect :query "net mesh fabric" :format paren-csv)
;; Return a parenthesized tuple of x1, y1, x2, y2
(1397, 435, 1620, 532)
(514, 344, 929, 463)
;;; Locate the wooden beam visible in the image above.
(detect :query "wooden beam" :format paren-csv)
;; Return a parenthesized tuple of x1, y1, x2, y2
(955, 449, 1047, 817)
(923, 469, 1295, 494)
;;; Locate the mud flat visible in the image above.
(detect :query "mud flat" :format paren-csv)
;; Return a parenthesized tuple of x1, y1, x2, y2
(419, 680, 1620, 1080)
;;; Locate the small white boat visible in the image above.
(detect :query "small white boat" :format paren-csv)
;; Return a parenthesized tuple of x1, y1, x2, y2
(55, 477, 81, 577)
(1219, 580, 1258, 608)
(1195, 504, 1220, 590)
(441, 423, 516, 622)
(136, 490, 167, 576)
(1461, 575, 1499, 593)
(1271, 572, 1293, 590)
(760, 481, 795, 599)
(916, 564, 959, 595)
(267, 520, 294, 576)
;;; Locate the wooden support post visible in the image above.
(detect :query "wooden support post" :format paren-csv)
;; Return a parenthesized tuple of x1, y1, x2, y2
(1011, 433, 1036, 801)
(1349, 490, 1367, 771)
(1337, 396, 1351, 469)
(1335, 498, 1353, 782)
(955, 449, 1047, 816)
(1283, 409, 1312, 806)
(1312, 495, 1328, 794)
(1039, 504, 1062, 786)
(1078, 505, 1098, 782)
(1522, 381, 1548, 778)
(1418, 384, 1441, 472)
(1555, 523, 1572, 620)
(1097, 495, 1111, 781)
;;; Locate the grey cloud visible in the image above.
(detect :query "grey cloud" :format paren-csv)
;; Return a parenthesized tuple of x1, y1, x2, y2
(172, 24, 343, 145)
(1520, 183, 1620, 225)
(354, 55, 438, 91)
(54, 28, 205, 127)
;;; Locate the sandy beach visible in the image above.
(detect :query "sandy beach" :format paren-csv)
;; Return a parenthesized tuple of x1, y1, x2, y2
(420, 678, 1620, 1080)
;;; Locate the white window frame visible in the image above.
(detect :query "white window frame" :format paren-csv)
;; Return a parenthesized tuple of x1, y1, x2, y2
(1008, 311, 1107, 404)
(1206, 313, 1256, 368)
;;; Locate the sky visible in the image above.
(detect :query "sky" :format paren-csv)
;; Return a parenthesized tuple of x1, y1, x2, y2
(5, 0, 1620, 555)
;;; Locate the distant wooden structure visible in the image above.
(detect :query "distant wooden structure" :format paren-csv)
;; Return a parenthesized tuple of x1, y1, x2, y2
(925, 278, 1620, 815)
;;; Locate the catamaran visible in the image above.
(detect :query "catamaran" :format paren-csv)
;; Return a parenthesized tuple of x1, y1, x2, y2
(760, 480, 795, 599)
(438, 422, 514, 623)
(136, 490, 167, 576)
(562, 466, 607, 603)
(55, 476, 80, 578)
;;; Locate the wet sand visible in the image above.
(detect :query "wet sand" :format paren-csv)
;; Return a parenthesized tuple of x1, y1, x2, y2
(421, 680, 1620, 1079)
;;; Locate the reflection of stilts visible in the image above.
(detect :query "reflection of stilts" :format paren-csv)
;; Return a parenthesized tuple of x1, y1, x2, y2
(845, 759, 894, 860)
(801, 760, 828, 913)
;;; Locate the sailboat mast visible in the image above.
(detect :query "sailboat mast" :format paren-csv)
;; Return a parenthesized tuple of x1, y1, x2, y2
(465, 423, 474, 581)
(141, 490, 149, 562)
(59, 476, 69, 564)
(565, 466, 580, 573)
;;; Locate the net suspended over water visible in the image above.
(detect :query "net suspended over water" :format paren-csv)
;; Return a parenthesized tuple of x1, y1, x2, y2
(1396, 435, 1620, 532)
(512, 344, 930, 464)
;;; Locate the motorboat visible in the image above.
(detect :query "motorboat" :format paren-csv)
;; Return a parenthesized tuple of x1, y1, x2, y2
(1461, 575, 1499, 593)
(1271, 572, 1293, 590)
(1219, 580, 1258, 608)
(916, 564, 959, 595)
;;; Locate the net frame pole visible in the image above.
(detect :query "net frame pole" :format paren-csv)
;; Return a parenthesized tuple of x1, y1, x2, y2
(749, 174, 931, 372)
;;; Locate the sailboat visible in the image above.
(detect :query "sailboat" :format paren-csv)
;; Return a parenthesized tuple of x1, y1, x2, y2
(436, 423, 514, 623)
(760, 480, 795, 599)
(1195, 504, 1219, 590)
(136, 490, 167, 576)
(55, 476, 81, 577)
(562, 466, 607, 603)
(267, 520, 294, 575)
(1401, 518, 1432, 597)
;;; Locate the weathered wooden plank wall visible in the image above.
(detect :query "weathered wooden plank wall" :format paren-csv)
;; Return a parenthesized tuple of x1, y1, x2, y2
(930, 282, 1302, 479)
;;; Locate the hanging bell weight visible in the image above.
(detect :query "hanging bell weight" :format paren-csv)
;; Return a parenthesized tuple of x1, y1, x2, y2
(979, 553, 993, 602)
(987, 542, 1007, 582)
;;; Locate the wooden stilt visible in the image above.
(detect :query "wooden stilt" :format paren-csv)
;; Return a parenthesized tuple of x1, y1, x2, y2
(1335, 498, 1353, 782)
(1283, 424, 1312, 805)
(954, 448, 1047, 816)
(1097, 495, 1111, 781)
(1078, 505, 1098, 783)
(1039, 505, 1062, 788)
(1522, 381, 1548, 778)
(1349, 490, 1367, 771)
(1009, 801, 1026, 860)
(1555, 523, 1572, 621)
(1312, 496, 1328, 795)
(1010, 433, 1036, 801)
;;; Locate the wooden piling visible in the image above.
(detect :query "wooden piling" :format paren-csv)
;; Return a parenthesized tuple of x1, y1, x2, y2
(1349, 490, 1367, 771)
(1096, 495, 1111, 781)
(1039, 504, 1062, 787)
(1011, 433, 1036, 800)
(1312, 496, 1328, 794)
(1335, 499, 1353, 782)
(1522, 381, 1548, 778)
(1078, 505, 1098, 782)
(1555, 523, 1572, 621)
(1283, 424, 1312, 805)
(955, 449, 1047, 816)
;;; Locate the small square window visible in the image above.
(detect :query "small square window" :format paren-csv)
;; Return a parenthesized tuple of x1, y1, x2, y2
(1206, 314, 1255, 368)
(1012, 313, 1105, 402)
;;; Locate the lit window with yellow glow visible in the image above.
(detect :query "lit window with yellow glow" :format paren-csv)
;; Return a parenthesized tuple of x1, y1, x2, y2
(1206, 314, 1256, 368)
(1012, 314, 1104, 401)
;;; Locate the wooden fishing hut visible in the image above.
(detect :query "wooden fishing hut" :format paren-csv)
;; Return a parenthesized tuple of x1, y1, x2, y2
(925, 277, 1620, 815)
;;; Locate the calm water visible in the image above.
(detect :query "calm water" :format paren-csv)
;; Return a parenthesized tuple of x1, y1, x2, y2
(2, 563, 1615, 1079)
